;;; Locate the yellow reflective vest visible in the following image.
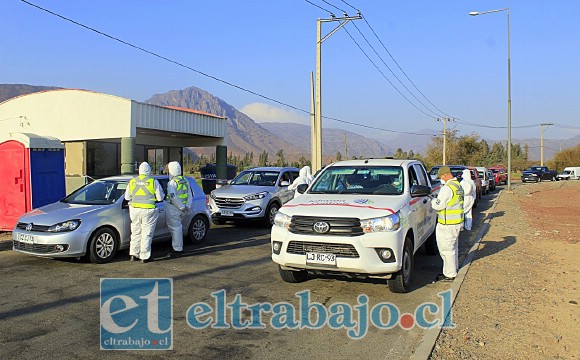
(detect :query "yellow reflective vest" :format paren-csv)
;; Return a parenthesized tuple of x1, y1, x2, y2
(128, 175, 156, 209)
(437, 179, 464, 225)
(171, 176, 189, 206)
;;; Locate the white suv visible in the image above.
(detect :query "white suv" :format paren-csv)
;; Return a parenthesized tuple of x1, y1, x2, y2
(271, 159, 438, 293)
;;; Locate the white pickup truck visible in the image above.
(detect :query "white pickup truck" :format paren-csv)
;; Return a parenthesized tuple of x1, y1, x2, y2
(271, 159, 440, 293)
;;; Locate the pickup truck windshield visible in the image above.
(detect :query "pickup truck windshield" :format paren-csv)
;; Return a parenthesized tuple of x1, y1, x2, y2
(309, 166, 404, 195)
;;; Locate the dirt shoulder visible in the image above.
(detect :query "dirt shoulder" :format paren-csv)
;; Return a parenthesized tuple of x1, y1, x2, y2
(431, 180, 580, 359)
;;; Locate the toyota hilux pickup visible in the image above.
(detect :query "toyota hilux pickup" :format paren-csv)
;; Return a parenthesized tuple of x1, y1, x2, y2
(271, 159, 439, 293)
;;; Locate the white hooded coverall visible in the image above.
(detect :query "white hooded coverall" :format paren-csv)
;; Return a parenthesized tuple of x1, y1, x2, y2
(288, 166, 314, 198)
(431, 178, 463, 278)
(124, 162, 165, 260)
(460, 169, 476, 231)
(165, 161, 193, 252)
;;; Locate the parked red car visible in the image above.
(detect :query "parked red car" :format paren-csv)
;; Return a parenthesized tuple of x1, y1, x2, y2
(466, 167, 483, 207)
(489, 166, 508, 185)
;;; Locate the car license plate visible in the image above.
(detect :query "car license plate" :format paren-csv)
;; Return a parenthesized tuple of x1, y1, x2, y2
(221, 209, 234, 217)
(17, 234, 35, 244)
(306, 252, 336, 265)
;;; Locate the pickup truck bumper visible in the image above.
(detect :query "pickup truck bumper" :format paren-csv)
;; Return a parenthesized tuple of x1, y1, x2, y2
(271, 225, 406, 275)
(521, 174, 539, 182)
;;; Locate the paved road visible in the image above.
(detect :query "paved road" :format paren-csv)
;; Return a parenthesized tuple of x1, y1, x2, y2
(0, 188, 501, 359)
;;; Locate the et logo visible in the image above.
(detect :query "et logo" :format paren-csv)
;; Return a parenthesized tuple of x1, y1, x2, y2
(100, 278, 173, 350)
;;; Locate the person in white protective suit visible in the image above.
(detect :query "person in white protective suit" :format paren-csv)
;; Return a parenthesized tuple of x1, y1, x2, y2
(288, 166, 314, 198)
(431, 166, 464, 282)
(124, 162, 165, 263)
(460, 168, 476, 231)
(165, 161, 193, 258)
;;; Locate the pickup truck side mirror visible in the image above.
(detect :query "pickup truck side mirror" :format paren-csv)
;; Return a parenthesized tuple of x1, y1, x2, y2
(296, 184, 308, 194)
(411, 184, 432, 197)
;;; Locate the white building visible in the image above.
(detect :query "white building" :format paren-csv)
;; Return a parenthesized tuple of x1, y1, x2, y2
(0, 89, 228, 192)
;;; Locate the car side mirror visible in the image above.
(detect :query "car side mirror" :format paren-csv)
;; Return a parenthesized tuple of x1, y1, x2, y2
(297, 184, 308, 194)
(411, 184, 432, 197)
(280, 180, 290, 187)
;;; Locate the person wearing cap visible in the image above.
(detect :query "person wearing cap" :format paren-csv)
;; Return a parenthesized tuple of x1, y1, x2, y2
(431, 166, 464, 282)
(124, 162, 165, 263)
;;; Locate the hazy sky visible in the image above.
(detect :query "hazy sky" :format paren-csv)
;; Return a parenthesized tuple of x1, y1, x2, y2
(1, 0, 579, 142)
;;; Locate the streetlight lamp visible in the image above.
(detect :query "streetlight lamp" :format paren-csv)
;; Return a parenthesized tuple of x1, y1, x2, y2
(469, 8, 512, 191)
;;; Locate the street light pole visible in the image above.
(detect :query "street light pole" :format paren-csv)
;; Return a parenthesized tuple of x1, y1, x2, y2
(470, 8, 512, 191)
(313, 14, 361, 173)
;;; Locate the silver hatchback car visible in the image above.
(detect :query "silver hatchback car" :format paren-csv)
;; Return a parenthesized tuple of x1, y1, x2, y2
(12, 175, 211, 263)
(208, 167, 299, 226)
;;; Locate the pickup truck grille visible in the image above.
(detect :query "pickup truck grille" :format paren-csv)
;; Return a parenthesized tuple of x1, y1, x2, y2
(289, 216, 363, 236)
(214, 197, 244, 209)
(287, 241, 359, 258)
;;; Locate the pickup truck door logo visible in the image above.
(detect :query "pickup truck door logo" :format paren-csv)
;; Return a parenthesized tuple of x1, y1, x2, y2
(313, 222, 330, 234)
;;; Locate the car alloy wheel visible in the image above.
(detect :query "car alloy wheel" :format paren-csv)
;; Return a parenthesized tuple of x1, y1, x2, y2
(88, 228, 118, 264)
(189, 215, 208, 243)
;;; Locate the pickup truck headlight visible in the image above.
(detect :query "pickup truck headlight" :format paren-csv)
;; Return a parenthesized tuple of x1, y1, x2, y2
(273, 212, 292, 229)
(244, 192, 268, 201)
(361, 212, 401, 233)
(48, 219, 81, 232)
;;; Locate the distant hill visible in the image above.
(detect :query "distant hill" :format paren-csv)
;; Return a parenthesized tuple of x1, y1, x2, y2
(145, 86, 303, 157)
(0, 84, 61, 103)
(493, 135, 580, 162)
(260, 122, 394, 159)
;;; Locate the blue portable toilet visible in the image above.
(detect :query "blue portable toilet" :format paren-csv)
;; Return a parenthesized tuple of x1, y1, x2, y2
(0, 133, 66, 230)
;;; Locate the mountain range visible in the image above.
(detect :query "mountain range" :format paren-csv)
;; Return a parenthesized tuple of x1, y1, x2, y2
(1, 83, 577, 161)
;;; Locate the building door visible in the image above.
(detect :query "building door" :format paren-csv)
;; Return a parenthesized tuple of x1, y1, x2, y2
(147, 148, 165, 174)
(0, 141, 29, 230)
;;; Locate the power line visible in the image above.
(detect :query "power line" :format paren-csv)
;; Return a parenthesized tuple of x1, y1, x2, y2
(18, 0, 437, 138)
(304, 0, 452, 120)
(350, 21, 443, 118)
(319, 0, 345, 14)
(19, 0, 310, 114)
(343, 27, 436, 119)
(304, 0, 334, 15)
(360, 16, 450, 117)
(338, 0, 359, 12)
(553, 123, 580, 130)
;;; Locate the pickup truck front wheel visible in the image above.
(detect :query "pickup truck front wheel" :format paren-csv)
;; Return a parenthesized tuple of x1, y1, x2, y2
(388, 236, 414, 293)
(279, 266, 308, 283)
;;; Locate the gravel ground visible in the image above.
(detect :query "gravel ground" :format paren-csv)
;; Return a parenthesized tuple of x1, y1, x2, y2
(431, 180, 580, 360)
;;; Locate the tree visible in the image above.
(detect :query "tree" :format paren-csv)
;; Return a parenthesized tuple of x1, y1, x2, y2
(275, 149, 286, 167)
(335, 151, 342, 161)
(548, 144, 580, 171)
(258, 151, 269, 166)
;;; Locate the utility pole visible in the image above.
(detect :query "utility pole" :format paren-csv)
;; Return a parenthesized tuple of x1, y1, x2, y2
(310, 72, 316, 168)
(314, 13, 362, 172)
(344, 132, 348, 160)
(443, 116, 447, 165)
(439, 117, 450, 165)
(540, 123, 553, 166)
